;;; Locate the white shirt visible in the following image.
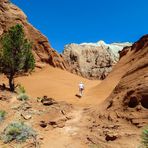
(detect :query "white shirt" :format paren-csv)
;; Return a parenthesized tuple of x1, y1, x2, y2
(79, 83, 84, 89)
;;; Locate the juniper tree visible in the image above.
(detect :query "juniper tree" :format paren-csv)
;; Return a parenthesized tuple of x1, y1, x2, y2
(0, 24, 35, 91)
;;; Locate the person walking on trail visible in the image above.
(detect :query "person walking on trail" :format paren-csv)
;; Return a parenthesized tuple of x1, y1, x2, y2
(79, 82, 84, 97)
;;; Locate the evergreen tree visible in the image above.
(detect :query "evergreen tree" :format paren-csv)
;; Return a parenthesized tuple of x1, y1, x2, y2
(0, 24, 35, 91)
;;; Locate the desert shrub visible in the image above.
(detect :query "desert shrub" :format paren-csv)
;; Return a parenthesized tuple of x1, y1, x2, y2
(1, 122, 36, 143)
(16, 85, 29, 101)
(141, 126, 148, 148)
(17, 93, 29, 101)
(0, 110, 6, 122)
(16, 84, 26, 94)
(36, 97, 42, 102)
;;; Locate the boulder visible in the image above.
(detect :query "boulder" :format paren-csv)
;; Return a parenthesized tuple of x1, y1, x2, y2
(39, 121, 47, 128)
(49, 118, 67, 128)
(21, 112, 32, 120)
(41, 96, 56, 106)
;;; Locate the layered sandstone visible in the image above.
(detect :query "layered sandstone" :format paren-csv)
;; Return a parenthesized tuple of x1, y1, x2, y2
(62, 41, 132, 79)
(105, 34, 148, 112)
(0, 0, 67, 69)
(85, 35, 148, 147)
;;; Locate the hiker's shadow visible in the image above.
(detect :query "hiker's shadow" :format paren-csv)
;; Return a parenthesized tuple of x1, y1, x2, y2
(75, 94, 82, 99)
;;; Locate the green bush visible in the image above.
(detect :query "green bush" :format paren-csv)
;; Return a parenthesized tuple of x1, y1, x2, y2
(1, 122, 36, 143)
(16, 85, 29, 101)
(16, 84, 26, 94)
(141, 126, 148, 148)
(0, 24, 35, 91)
(17, 93, 29, 101)
(0, 110, 6, 122)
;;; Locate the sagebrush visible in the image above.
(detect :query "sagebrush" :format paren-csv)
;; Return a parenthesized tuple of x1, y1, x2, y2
(1, 121, 36, 143)
(17, 93, 29, 101)
(16, 84, 26, 94)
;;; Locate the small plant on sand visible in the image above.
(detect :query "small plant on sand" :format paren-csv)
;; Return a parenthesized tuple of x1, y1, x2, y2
(141, 126, 148, 148)
(36, 97, 42, 102)
(16, 84, 29, 101)
(1, 121, 36, 143)
(17, 93, 29, 101)
(16, 84, 26, 94)
(0, 110, 6, 122)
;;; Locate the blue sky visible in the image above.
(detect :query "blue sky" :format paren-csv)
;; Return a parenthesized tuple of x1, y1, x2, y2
(11, 0, 148, 53)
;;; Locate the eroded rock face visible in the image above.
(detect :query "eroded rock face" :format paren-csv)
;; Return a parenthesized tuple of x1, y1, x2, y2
(95, 35, 148, 126)
(86, 35, 148, 147)
(0, 0, 68, 69)
(109, 35, 148, 113)
(62, 41, 132, 79)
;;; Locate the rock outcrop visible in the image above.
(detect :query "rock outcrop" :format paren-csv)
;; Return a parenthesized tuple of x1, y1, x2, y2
(62, 41, 132, 79)
(103, 34, 148, 125)
(0, 0, 67, 69)
(86, 35, 148, 147)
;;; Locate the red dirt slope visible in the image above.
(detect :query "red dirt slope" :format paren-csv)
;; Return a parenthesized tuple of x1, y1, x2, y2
(84, 35, 148, 148)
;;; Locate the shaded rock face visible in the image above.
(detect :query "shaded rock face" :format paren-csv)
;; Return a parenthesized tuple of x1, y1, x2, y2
(82, 35, 148, 147)
(0, 0, 67, 69)
(62, 41, 131, 80)
(99, 35, 148, 127)
(119, 46, 131, 59)
(132, 34, 148, 52)
(106, 35, 148, 114)
(107, 34, 148, 139)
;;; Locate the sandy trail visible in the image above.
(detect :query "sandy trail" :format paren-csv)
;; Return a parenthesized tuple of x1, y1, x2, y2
(0, 53, 131, 148)
(1, 51, 130, 107)
(41, 107, 87, 148)
(1, 65, 101, 106)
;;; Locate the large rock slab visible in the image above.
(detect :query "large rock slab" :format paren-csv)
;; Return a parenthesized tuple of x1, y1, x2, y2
(62, 41, 132, 79)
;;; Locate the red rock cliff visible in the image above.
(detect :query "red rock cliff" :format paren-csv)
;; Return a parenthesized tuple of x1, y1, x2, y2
(0, 0, 68, 69)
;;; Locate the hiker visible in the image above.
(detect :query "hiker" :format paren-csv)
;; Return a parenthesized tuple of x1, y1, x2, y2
(79, 82, 84, 97)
